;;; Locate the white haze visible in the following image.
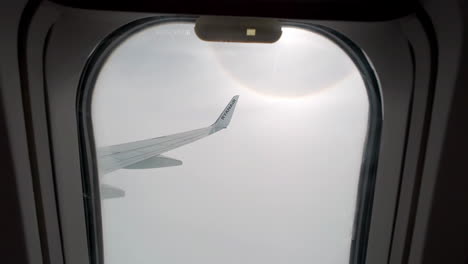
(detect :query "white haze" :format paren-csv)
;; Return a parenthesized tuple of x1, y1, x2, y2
(91, 23, 369, 264)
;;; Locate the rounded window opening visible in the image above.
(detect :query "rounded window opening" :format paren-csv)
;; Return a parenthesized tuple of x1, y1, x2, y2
(81, 18, 382, 264)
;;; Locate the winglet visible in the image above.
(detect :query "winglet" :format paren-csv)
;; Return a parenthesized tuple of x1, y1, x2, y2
(212, 95, 239, 131)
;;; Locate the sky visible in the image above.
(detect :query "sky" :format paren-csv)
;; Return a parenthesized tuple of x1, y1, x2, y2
(91, 22, 370, 264)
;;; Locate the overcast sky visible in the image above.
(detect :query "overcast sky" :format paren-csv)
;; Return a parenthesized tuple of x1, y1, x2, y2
(91, 22, 369, 264)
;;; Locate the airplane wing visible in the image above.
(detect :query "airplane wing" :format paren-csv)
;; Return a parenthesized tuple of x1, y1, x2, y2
(96, 95, 239, 174)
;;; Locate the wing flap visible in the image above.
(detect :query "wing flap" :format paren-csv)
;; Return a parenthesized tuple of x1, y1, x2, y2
(124, 155, 182, 169)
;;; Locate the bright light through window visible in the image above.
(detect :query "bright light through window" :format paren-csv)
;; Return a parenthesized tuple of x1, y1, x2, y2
(87, 21, 378, 264)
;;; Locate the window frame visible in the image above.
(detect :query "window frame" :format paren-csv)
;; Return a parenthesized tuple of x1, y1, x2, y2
(27, 3, 428, 264)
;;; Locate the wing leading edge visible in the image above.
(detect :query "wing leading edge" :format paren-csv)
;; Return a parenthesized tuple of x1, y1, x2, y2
(96, 95, 239, 175)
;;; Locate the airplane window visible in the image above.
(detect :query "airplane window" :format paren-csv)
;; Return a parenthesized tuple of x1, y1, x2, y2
(83, 20, 380, 264)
